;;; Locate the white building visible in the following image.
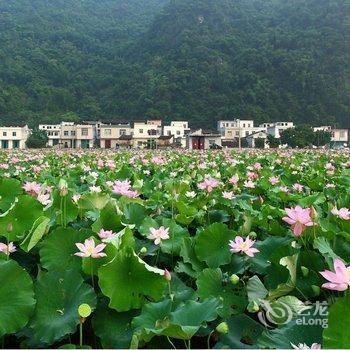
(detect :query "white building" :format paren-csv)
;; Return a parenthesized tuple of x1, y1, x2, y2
(163, 121, 190, 147)
(313, 126, 348, 148)
(246, 131, 269, 148)
(132, 120, 162, 148)
(39, 123, 61, 147)
(261, 122, 294, 139)
(217, 119, 255, 136)
(0, 125, 31, 149)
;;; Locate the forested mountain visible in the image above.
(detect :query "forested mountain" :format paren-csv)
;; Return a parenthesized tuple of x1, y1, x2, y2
(0, 0, 349, 128)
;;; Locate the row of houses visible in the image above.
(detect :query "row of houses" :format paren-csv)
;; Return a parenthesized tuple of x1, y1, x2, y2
(0, 119, 348, 150)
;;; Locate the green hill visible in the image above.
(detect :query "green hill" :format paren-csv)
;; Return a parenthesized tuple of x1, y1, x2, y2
(0, 0, 349, 128)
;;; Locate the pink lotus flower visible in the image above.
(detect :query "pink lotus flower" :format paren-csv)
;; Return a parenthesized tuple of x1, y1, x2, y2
(147, 226, 170, 245)
(279, 186, 289, 193)
(292, 183, 304, 192)
(254, 162, 262, 170)
(98, 229, 117, 242)
(269, 176, 279, 185)
(320, 258, 350, 291)
(0, 242, 16, 256)
(229, 236, 260, 257)
(112, 180, 139, 198)
(23, 181, 41, 197)
(331, 207, 350, 220)
(198, 178, 220, 192)
(222, 191, 235, 200)
(75, 239, 106, 258)
(282, 206, 314, 236)
(244, 180, 255, 188)
(229, 175, 239, 185)
(37, 193, 51, 206)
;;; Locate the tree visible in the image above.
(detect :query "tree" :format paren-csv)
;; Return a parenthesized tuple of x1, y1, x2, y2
(267, 134, 280, 148)
(280, 125, 315, 148)
(26, 129, 48, 148)
(313, 130, 332, 147)
(255, 138, 265, 149)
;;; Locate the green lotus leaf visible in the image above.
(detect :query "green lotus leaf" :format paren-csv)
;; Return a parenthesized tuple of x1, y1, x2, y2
(30, 269, 96, 346)
(49, 190, 79, 225)
(98, 248, 166, 311)
(195, 223, 235, 268)
(91, 201, 123, 233)
(122, 202, 148, 228)
(0, 178, 22, 212)
(0, 195, 43, 241)
(196, 268, 246, 318)
(160, 218, 189, 255)
(132, 297, 221, 341)
(21, 216, 50, 252)
(78, 192, 110, 211)
(246, 275, 268, 303)
(92, 303, 138, 349)
(323, 294, 350, 349)
(0, 260, 35, 337)
(40, 227, 92, 272)
(215, 314, 264, 349)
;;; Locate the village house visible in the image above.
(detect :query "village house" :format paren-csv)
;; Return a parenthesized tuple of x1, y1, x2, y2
(0, 124, 30, 149)
(261, 122, 294, 138)
(39, 123, 61, 147)
(313, 126, 349, 149)
(187, 129, 222, 150)
(132, 120, 162, 148)
(99, 123, 132, 149)
(246, 130, 269, 148)
(163, 121, 190, 147)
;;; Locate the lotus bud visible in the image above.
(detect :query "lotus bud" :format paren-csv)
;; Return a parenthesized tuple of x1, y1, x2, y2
(249, 231, 257, 239)
(78, 303, 92, 323)
(310, 206, 318, 220)
(301, 266, 309, 277)
(230, 274, 239, 285)
(164, 269, 172, 282)
(247, 301, 260, 313)
(59, 179, 68, 196)
(140, 247, 147, 255)
(215, 322, 229, 334)
(311, 285, 320, 296)
(6, 222, 13, 233)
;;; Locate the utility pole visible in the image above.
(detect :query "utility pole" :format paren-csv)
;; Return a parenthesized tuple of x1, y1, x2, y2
(237, 119, 242, 150)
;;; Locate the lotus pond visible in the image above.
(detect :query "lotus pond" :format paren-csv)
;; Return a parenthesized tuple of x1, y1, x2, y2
(0, 149, 349, 349)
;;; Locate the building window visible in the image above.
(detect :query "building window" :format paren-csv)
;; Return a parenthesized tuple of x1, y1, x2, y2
(105, 129, 112, 136)
(176, 130, 181, 136)
(120, 129, 126, 136)
(81, 128, 88, 136)
(340, 131, 346, 138)
(13, 140, 19, 149)
(139, 129, 143, 134)
(226, 123, 229, 127)
(71, 131, 76, 136)
(64, 131, 69, 136)
(235, 131, 240, 136)
(167, 130, 171, 136)
(245, 131, 249, 137)
(3, 132, 7, 136)
(243, 123, 246, 128)
(12, 131, 16, 136)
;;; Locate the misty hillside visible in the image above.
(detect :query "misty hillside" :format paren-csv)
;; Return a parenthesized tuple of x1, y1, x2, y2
(0, 0, 349, 128)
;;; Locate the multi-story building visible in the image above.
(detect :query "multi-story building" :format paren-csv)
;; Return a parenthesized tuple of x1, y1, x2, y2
(100, 123, 132, 149)
(0, 124, 30, 149)
(59, 122, 94, 149)
(314, 126, 348, 148)
(163, 121, 190, 147)
(132, 120, 162, 148)
(261, 122, 294, 139)
(217, 119, 255, 136)
(39, 123, 61, 146)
